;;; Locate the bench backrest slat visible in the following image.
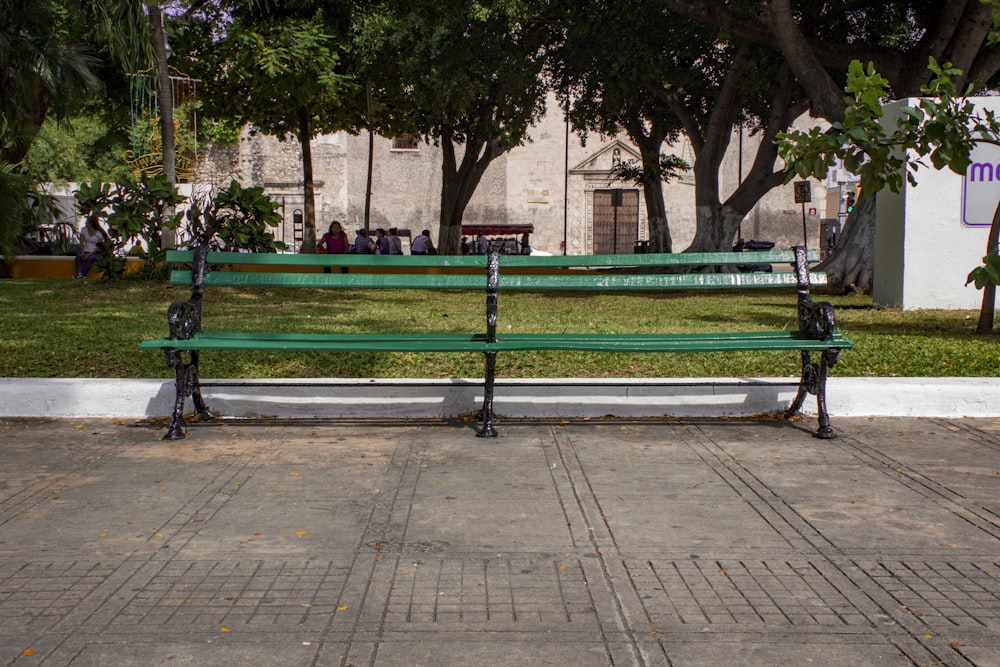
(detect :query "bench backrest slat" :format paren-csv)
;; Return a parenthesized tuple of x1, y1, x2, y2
(164, 249, 818, 269)
(496, 250, 818, 268)
(171, 269, 827, 290)
(172, 271, 489, 290)
(499, 271, 827, 290)
(165, 250, 489, 268)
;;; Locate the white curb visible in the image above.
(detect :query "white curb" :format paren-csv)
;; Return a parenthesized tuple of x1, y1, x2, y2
(2, 377, 998, 419)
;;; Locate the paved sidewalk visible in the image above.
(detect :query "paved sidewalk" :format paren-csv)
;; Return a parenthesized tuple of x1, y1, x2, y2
(1, 415, 999, 666)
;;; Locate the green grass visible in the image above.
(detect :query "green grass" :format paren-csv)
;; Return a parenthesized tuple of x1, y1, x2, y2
(1, 278, 998, 378)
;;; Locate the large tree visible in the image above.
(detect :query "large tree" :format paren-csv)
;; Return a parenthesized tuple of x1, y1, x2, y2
(356, 1, 553, 254)
(202, 12, 354, 252)
(657, 0, 1000, 289)
(550, 1, 810, 255)
(549, 0, 689, 253)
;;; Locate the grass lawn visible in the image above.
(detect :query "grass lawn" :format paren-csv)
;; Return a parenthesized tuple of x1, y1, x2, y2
(1, 278, 997, 379)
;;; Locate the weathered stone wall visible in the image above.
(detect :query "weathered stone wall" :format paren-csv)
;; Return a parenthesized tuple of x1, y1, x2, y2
(194, 98, 828, 255)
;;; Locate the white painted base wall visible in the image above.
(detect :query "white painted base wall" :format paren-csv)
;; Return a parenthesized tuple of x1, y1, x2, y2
(3, 377, 999, 419)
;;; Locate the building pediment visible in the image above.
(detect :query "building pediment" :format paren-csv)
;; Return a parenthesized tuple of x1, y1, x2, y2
(569, 140, 642, 174)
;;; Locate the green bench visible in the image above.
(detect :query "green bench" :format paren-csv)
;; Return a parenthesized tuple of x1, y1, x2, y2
(140, 246, 852, 440)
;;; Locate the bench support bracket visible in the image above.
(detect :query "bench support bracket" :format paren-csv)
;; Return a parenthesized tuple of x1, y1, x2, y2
(476, 351, 499, 437)
(163, 349, 213, 440)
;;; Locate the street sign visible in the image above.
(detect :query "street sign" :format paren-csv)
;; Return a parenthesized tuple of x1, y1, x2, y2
(794, 181, 812, 204)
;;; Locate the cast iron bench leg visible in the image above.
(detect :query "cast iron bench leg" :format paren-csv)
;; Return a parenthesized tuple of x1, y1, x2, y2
(813, 349, 838, 440)
(189, 350, 213, 423)
(784, 349, 837, 439)
(164, 349, 190, 439)
(163, 349, 213, 440)
(784, 350, 811, 422)
(477, 351, 498, 437)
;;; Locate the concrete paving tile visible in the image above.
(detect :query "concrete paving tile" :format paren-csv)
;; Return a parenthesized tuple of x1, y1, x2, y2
(2, 416, 1000, 666)
(795, 501, 1000, 552)
(403, 498, 577, 551)
(54, 640, 323, 666)
(661, 639, 916, 666)
(595, 497, 790, 549)
(338, 639, 622, 666)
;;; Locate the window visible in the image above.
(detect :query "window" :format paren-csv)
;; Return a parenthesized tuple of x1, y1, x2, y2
(391, 135, 420, 151)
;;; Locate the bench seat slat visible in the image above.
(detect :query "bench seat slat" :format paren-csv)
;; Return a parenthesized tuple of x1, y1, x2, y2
(140, 332, 495, 353)
(486, 331, 851, 352)
(139, 330, 850, 353)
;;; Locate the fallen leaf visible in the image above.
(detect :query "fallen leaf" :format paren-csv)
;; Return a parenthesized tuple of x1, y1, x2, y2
(290, 471, 300, 476)
(220, 627, 231, 633)
(22, 648, 34, 656)
(98, 532, 107, 537)
(337, 605, 349, 611)
(295, 531, 309, 536)
(924, 634, 933, 639)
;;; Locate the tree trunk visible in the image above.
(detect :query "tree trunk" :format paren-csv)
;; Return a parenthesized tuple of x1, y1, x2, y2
(639, 144, 671, 253)
(297, 106, 317, 253)
(437, 129, 499, 254)
(975, 199, 1000, 334)
(148, 3, 176, 249)
(623, 110, 672, 253)
(687, 204, 746, 253)
(815, 190, 875, 292)
(645, 198, 672, 253)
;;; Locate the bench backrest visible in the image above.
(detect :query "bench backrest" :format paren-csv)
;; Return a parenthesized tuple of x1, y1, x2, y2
(164, 248, 825, 291)
(163, 246, 837, 343)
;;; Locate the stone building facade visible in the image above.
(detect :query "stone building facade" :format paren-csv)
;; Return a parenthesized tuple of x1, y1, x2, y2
(194, 95, 830, 255)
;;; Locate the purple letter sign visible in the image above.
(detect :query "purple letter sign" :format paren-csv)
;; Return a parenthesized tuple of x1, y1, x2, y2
(962, 143, 1000, 227)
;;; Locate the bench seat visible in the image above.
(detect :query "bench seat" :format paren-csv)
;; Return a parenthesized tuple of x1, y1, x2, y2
(142, 329, 851, 354)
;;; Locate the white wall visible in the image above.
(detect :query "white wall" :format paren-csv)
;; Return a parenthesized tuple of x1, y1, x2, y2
(874, 97, 996, 310)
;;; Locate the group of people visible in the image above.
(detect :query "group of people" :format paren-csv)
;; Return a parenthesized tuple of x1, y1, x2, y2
(316, 221, 436, 256)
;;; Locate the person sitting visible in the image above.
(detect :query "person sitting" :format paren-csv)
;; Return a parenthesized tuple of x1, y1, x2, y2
(317, 220, 348, 254)
(388, 228, 404, 255)
(75, 215, 109, 278)
(411, 229, 436, 255)
(374, 228, 392, 255)
(351, 229, 374, 254)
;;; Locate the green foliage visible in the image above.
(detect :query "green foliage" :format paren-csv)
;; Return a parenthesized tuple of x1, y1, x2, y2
(778, 58, 1000, 310)
(967, 253, 1000, 289)
(185, 180, 285, 253)
(610, 155, 690, 187)
(777, 58, 993, 194)
(205, 13, 355, 139)
(0, 173, 34, 264)
(23, 113, 133, 184)
(75, 175, 186, 280)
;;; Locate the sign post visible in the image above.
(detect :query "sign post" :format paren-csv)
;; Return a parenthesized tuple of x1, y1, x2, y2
(794, 181, 812, 249)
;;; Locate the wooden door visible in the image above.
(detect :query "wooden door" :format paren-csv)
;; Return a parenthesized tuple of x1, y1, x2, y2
(593, 189, 640, 254)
